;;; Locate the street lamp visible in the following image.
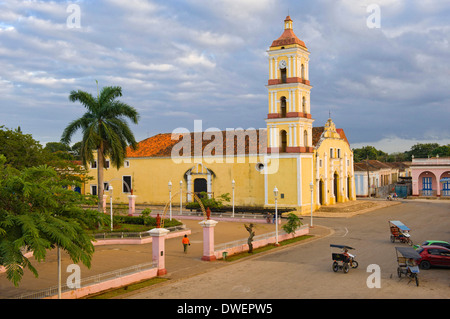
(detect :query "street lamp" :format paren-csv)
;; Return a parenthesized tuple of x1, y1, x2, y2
(309, 182, 314, 228)
(109, 185, 114, 232)
(232, 179, 235, 218)
(273, 186, 279, 245)
(168, 181, 172, 221)
(180, 180, 183, 216)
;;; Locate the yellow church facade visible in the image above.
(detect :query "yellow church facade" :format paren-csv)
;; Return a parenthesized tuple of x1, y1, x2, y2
(85, 16, 356, 214)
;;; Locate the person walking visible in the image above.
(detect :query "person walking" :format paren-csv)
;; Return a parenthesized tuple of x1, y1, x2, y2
(182, 234, 190, 254)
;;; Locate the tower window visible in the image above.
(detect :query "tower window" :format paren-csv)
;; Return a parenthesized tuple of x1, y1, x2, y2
(280, 68, 287, 83)
(301, 64, 305, 79)
(302, 96, 306, 114)
(280, 130, 287, 152)
(280, 97, 287, 117)
(304, 130, 308, 147)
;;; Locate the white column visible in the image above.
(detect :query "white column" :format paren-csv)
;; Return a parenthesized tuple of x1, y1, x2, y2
(273, 58, 277, 79)
(289, 125, 293, 147)
(294, 124, 298, 147)
(288, 90, 292, 112)
(269, 58, 273, 79)
(293, 56, 297, 77)
(308, 127, 312, 146)
(306, 60, 309, 80)
(268, 125, 272, 147)
(287, 55, 291, 78)
(187, 173, 192, 202)
(273, 126, 278, 147)
(299, 125, 304, 146)
(273, 91, 276, 113)
(307, 92, 310, 113)
(207, 173, 212, 199)
(269, 92, 272, 113)
(292, 89, 296, 113)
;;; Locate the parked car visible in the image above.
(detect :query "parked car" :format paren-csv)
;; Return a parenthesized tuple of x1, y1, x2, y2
(413, 240, 450, 250)
(416, 246, 450, 270)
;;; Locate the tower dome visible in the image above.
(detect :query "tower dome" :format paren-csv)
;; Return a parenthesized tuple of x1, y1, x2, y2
(270, 16, 307, 49)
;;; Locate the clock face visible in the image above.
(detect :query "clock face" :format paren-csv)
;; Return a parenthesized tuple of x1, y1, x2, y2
(279, 60, 287, 69)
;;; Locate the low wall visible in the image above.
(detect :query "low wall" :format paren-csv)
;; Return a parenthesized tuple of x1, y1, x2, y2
(93, 229, 191, 246)
(214, 225, 310, 259)
(45, 267, 158, 299)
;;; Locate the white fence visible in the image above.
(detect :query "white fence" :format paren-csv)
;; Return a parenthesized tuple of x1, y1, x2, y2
(15, 261, 156, 299)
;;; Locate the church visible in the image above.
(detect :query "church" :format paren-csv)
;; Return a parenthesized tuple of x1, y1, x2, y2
(86, 16, 356, 214)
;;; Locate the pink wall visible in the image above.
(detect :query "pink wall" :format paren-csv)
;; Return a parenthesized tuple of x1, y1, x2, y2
(412, 168, 450, 196)
(214, 226, 310, 259)
(45, 268, 158, 299)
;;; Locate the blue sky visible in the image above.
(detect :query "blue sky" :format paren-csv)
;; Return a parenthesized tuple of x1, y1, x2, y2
(0, 0, 449, 153)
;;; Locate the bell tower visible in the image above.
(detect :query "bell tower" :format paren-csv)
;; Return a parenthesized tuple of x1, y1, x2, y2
(266, 16, 314, 154)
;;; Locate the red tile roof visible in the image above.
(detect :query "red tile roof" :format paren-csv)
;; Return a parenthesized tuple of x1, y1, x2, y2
(126, 130, 267, 158)
(271, 16, 307, 49)
(354, 160, 393, 171)
(126, 126, 350, 158)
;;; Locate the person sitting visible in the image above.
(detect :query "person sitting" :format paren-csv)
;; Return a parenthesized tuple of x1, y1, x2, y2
(342, 248, 350, 263)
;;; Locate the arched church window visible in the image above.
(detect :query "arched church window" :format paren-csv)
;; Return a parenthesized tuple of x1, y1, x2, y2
(280, 68, 287, 83)
(302, 96, 306, 114)
(280, 97, 287, 117)
(301, 64, 305, 79)
(280, 130, 287, 152)
(304, 130, 308, 147)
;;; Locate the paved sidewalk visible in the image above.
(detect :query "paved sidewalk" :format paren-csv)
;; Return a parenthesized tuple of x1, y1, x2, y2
(0, 200, 400, 299)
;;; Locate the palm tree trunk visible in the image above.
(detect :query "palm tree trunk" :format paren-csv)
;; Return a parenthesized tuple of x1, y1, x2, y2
(97, 143, 104, 213)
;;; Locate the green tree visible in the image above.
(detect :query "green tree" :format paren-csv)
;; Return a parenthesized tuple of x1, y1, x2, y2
(431, 144, 450, 157)
(352, 146, 386, 162)
(44, 142, 72, 154)
(405, 143, 440, 160)
(282, 213, 303, 235)
(61, 84, 140, 212)
(0, 126, 46, 169)
(0, 155, 106, 286)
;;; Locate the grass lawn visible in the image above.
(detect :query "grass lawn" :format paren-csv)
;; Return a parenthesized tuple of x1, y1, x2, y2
(84, 277, 169, 299)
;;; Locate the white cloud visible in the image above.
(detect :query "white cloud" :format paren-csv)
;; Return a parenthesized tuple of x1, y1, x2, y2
(127, 61, 176, 72)
(177, 52, 216, 68)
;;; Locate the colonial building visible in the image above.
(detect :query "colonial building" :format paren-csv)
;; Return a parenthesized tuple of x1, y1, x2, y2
(85, 16, 356, 213)
(354, 160, 399, 197)
(411, 156, 450, 197)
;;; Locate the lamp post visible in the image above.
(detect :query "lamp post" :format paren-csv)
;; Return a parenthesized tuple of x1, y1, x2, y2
(168, 181, 172, 221)
(180, 180, 183, 216)
(232, 179, 235, 218)
(309, 182, 314, 228)
(273, 186, 279, 245)
(109, 186, 114, 232)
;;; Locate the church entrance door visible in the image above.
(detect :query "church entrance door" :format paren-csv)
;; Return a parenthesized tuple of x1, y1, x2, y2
(194, 178, 208, 197)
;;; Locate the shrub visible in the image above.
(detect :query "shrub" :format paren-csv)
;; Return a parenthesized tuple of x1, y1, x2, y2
(282, 213, 303, 234)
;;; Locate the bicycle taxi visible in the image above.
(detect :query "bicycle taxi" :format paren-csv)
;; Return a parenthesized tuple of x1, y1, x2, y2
(389, 220, 413, 245)
(395, 246, 420, 286)
(330, 244, 359, 273)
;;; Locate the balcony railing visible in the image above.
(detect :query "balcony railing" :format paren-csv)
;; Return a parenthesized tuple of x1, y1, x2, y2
(412, 157, 450, 166)
(419, 190, 436, 196)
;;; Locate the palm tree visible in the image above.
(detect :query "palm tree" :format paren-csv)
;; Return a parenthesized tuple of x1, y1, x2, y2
(61, 84, 139, 212)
